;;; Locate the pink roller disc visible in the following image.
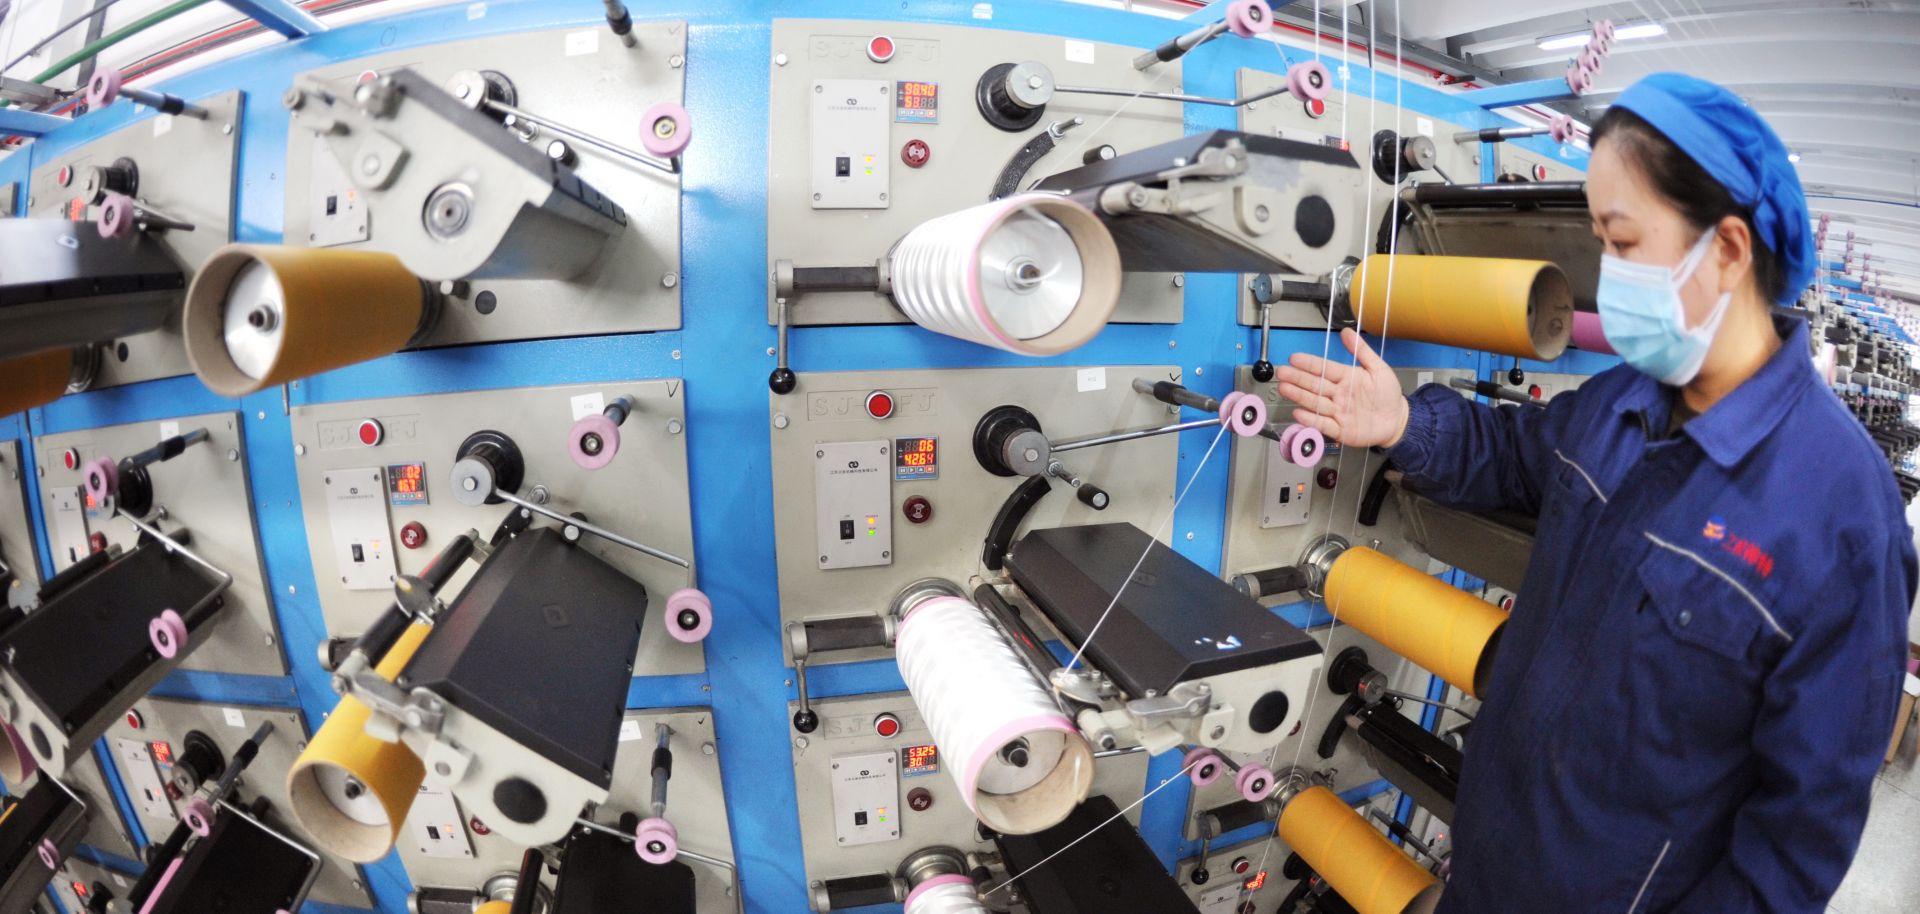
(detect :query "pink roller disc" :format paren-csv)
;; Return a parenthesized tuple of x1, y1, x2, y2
(1287, 60, 1332, 103)
(1565, 66, 1594, 97)
(1216, 391, 1245, 423)
(86, 69, 123, 110)
(1548, 114, 1575, 145)
(1576, 46, 1604, 77)
(182, 797, 215, 837)
(1183, 748, 1225, 786)
(1285, 424, 1324, 467)
(1592, 18, 1616, 45)
(636, 817, 679, 864)
(665, 587, 713, 643)
(2, 721, 39, 782)
(1277, 423, 1303, 456)
(99, 193, 135, 239)
(1224, 0, 1273, 38)
(150, 609, 187, 659)
(36, 839, 57, 870)
(82, 456, 119, 502)
(641, 102, 692, 158)
(568, 413, 621, 470)
(1226, 393, 1267, 438)
(1570, 311, 1615, 355)
(1235, 764, 1276, 802)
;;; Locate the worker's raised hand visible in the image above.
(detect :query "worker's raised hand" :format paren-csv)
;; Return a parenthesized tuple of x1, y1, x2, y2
(1274, 328, 1410, 448)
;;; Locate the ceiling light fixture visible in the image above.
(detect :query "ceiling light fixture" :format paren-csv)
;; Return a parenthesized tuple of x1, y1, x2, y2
(1538, 20, 1666, 51)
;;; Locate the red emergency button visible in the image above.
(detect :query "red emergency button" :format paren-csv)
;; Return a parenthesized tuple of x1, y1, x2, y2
(88, 532, 108, 555)
(1528, 384, 1543, 399)
(125, 710, 144, 729)
(1533, 163, 1550, 181)
(865, 391, 894, 420)
(1231, 856, 1251, 875)
(901, 138, 931, 168)
(873, 713, 901, 738)
(61, 449, 80, 470)
(400, 521, 427, 549)
(57, 166, 72, 187)
(1305, 97, 1326, 119)
(356, 419, 384, 446)
(867, 35, 896, 63)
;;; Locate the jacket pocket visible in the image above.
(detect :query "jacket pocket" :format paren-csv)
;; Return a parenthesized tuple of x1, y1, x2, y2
(1637, 534, 1783, 664)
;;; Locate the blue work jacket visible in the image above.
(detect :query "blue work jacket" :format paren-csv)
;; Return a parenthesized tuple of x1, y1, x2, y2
(1388, 316, 1915, 914)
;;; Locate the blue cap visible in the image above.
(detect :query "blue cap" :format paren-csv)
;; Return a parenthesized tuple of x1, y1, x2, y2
(1612, 73, 1813, 304)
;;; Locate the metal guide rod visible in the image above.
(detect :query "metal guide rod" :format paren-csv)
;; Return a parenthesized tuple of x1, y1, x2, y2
(493, 488, 692, 569)
(649, 723, 672, 818)
(114, 84, 208, 119)
(1379, 688, 1476, 720)
(1452, 125, 1551, 144)
(1051, 81, 1295, 109)
(1050, 417, 1223, 454)
(483, 98, 678, 175)
(1448, 377, 1543, 407)
(123, 428, 209, 471)
(1133, 20, 1230, 70)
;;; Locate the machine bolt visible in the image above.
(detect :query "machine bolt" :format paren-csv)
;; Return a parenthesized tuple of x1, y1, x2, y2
(226, 448, 239, 461)
(702, 742, 715, 756)
(463, 477, 478, 492)
(670, 54, 684, 68)
(776, 53, 790, 66)
(774, 414, 790, 429)
(1172, 274, 1185, 288)
(1027, 75, 1045, 90)
(667, 419, 684, 435)
(1186, 532, 1195, 540)
(295, 444, 306, 456)
(662, 272, 679, 288)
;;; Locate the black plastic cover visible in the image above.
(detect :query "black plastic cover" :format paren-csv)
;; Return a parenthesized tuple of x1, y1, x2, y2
(399, 527, 646, 788)
(145, 808, 313, 914)
(1006, 523, 1319, 698)
(552, 828, 695, 914)
(0, 541, 220, 733)
(995, 794, 1201, 914)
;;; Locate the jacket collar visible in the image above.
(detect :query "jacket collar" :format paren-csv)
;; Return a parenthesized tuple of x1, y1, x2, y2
(1610, 314, 1814, 468)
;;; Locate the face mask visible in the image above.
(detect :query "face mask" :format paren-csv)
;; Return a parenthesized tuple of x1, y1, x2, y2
(1596, 229, 1732, 386)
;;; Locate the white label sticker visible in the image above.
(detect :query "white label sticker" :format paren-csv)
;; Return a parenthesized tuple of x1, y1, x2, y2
(1076, 367, 1107, 393)
(152, 114, 173, 137)
(1064, 40, 1096, 64)
(466, 2, 486, 20)
(1416, 117, 1435, 138)
(222, 707, 246, 728)
(972, 3, 993, 20)
(1416, 371, 1434, 387)
(565, 29, 599, 57)
(618, 718, 644, 741)
(570, 392, 606, 421)
(159, 421, 180, 441)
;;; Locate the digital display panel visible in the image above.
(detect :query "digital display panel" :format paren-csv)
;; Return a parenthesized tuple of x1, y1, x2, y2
(902, 743, 939, 777)
(149, 741, 173, 765)
(894, 436, 938, 480)
(895, 80, 938, 124)
(1243, 870, 1268, 892)
(387, 463, 429, 505)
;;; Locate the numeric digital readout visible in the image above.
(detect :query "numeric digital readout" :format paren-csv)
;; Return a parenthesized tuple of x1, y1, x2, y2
(894, 436, 938, 480)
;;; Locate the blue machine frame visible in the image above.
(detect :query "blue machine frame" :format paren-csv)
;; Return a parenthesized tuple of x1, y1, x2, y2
(0, 2, 1612, 912)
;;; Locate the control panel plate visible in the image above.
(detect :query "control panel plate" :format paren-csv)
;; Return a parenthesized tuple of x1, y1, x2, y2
(768, 20, 1185, 327)
(0, 440, 39, 609)
(102, 697, 372, 908)
(291, 380, 700, 676)
(398, 708, 735, 914)
(53, 856, 140, 914)
(35, 412, 283, 676)
(283, 23, 687, 344)
(770, 366, 1179, 665)
(26, 91, 244, 388)
(791, 691, 1150, 890)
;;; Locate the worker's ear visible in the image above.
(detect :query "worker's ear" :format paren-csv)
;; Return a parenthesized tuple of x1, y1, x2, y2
(1711, 214, 1754, 297)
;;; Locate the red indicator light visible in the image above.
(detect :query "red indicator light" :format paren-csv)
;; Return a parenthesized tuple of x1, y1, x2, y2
(901, 138, 931, 168)
(62, 449, 79, 470)
(357, 419, 384, 446)
(865, 391, 895, 419)
(867, 36, 896, 63)
(73, 882, 87, 897)
(1528, 384, 1543, 399)
(1305, 98, 1326, 118)
(874, 714, 901, 738)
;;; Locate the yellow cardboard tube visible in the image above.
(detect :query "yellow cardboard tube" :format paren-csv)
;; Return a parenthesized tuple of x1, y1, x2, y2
(287, 623, 432, 863)
(1279, 785, 1441, 914)
(1349, 254, 1573, 360)
(183, 244, 429, 397)
(476, 903, 511, 914)
(1323, 546, 1507, 698)
(0, 349, 72, 418)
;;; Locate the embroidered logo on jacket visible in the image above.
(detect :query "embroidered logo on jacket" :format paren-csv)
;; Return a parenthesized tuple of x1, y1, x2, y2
(1702, 516, 1774, 578)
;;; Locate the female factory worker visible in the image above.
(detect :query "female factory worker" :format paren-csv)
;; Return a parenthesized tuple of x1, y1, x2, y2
(1278, 73, 1916, 913)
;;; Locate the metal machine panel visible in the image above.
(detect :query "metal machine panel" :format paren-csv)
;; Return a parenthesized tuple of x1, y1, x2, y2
(34, 413, 282, 676)
(770, 367, 1178, 665)
(1176, 834, 1293, 913)
(44, 487, 88, 573)
(1220, 365, 1468, 593)
(53, 856, 138, 914)
(290, 380, 699, 676)
(790, 691, 1149, 891)
(62, 754, 140, 862)
(25, 91, 243, 388)
(0, 441, 39, 609)
(768, 20, 1185, 327)
(102, 697, 372, 908)
(399, 708, 736, 914)
(1233, 70, 1480, 328)
(283, 24, 686, 343)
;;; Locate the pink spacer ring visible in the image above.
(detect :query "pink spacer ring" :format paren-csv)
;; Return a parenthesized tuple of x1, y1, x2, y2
(99, 193, 136, 239)
(1225, 0, 1274, 38)
(1217, 391, 1246, 427)
(1236, 763, 1276, 802)
(635, 817, 679, 864)
(905, 874, 976, 912)
(36, 838, 58, 870)
(1183, 747, 1225, 786)
(640, 102, 692, 158)
(1287, 60, 1333, 103)
(182, 797, 215, 837)
(665, 588, 713, 643)
(1593, 18, 1616, 45)
(1548, 114, 1576, 145)
(1576, 46, 1604, 77)
(2, 721, 39, 782)
(1565, 66, 1594, 97)
(568, 413, 621, 470)
(1285, 424, 1324, 467)
(150, 609, 187, 659)
(1225, 393, 1267, 438)
(83, 456, 119, 502)
(86, 69, 123, 110)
